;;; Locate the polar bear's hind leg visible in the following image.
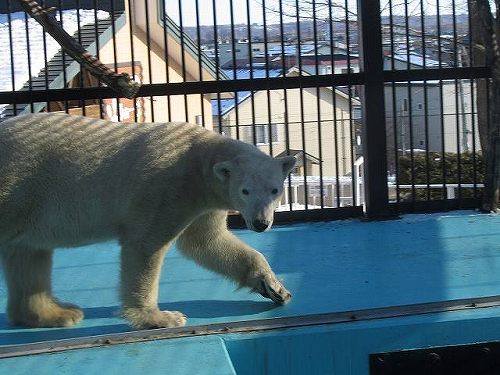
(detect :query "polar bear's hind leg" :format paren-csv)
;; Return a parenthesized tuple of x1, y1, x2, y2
(1, 247, 84, 327)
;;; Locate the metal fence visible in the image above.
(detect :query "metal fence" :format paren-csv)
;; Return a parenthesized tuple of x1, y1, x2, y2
(0, 0, 490, 222)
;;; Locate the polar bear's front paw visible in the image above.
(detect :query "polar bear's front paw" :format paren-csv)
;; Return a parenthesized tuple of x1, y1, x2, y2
(251, 274, 292, 305)
(122, 307, 187, 329)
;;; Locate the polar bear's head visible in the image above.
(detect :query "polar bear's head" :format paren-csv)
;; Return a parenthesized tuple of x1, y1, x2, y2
(214, 155, 296, 232)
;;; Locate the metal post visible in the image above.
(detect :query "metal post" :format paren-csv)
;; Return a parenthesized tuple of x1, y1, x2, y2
(357, 0, 391, 218)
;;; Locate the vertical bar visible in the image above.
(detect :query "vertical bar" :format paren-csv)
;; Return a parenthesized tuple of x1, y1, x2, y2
(93, 1, 104, 118)
(144, 0, 155, 122)
(357, 0, 390, 217)
(345, 0, 356, 206)
(7, 0, 17, 115)
(161, 0, 172, 122)
(312, 0, 324, 207)
(278, 0, 293, 211)
(76, 1, 86, 117)
(109, 0, 121, 121)
(295, 0, 308, 209)
(177, 0, 189, 122)
(468, 8, 478, 199)
(245, 0, 256, 145)
(436, 0, 447, 201)
(327, 0, 341, 208)
(229, 0, 240, 139)
(127, 0, 138, 122)
(404, 0, 416, 204)
(23, 9, 34, 112)
(194, 0, 206, 127)
(243, 0, 254, 142)
(212, 0, 223, 135)
(58, 1, 69, 113)
(452, 0, 463, 203)
(420, 0, 431, 203)
(389, 0, 400, 203)
(262, 0, 274, 156)
(328, 0, 347, 207)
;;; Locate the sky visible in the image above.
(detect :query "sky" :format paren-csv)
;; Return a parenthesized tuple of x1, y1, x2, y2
(162, 0, 472, 27)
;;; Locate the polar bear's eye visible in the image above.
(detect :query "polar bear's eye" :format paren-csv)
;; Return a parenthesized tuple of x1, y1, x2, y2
(272, 188, 278, 195)
(242, 189, 249, 195)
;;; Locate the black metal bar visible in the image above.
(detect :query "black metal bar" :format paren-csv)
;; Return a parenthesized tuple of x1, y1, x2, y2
(160, 0, 172, 122)
(244, 0, 255, 145)
(262, 0, 274, 156)
(58, 0, 69, 113)
(0, 66, 492, 106)
(229, 0, 240, 140)
(144, 0, 154, 122)
(42, 0, 50, 114)
(345, 0, 356, 207)
(312, 0, 324, 208)
(91, 1, 101, 118)
(194, 0, 205, 128)
(388, 0, 400, 204)
(0, 0, 124, 13)
(419, 0, 431, 204)
(357, 0, 390, 218)
(327, 0, 341, 208)
(452, 0, 463, 205)
(109, 0, 120, 121)
(404, 0, 416, 205)
(277, 0, 293, 212)
(23, 9, 34, 113)
(127, 0, 138, 122)
(177, 0, 188, 122)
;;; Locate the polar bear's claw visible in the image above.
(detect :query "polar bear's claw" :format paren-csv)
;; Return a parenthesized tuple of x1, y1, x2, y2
(259, 277, 292, 305)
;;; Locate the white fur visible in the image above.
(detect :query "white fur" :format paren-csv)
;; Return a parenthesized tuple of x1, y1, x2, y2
(0, 113, 295, 329)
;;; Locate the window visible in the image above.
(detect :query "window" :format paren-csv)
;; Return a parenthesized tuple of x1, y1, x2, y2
(255, 124, 278, 145)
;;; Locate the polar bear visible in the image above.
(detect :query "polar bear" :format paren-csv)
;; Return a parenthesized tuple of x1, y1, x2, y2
(0, 113, 295, 329)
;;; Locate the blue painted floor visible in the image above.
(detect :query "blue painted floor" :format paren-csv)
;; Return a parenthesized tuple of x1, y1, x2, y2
(1, 211, 499, 374)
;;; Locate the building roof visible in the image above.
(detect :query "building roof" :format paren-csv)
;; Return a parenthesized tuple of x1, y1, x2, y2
(254, 43, 318, 58)
(211, 68, 282, 116)
(0, 9, 127, 120)
(390, 51, 442, 68)
(276, 149, 321, 164)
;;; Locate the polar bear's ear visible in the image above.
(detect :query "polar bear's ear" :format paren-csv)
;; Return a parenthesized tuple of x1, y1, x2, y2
(213, 161, 233, 182)
(278, 156, 296, 177)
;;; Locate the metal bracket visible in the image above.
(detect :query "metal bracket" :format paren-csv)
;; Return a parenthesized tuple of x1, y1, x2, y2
(370, 341, 500, 374)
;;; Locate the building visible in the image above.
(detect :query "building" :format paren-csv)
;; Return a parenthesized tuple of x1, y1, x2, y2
(383, 52, 479, 162)
(1, 0, 221, 129)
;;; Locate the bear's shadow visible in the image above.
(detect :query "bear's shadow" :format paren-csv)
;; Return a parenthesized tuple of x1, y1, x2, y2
(79, 299, 277, 320)
(0, 300, 277, 345)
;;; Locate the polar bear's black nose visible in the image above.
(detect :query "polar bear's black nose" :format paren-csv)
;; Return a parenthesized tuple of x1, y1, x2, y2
(252, 220, 270, 233)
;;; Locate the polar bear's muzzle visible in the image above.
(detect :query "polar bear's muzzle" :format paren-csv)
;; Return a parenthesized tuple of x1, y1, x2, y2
(251, 219, 272, 233)
(244, 204, 275, 233)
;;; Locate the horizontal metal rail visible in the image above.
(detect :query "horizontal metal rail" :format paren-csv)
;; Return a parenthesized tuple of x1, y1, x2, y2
(0, 67, 491, 105)
(2, 294, 500, 359)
